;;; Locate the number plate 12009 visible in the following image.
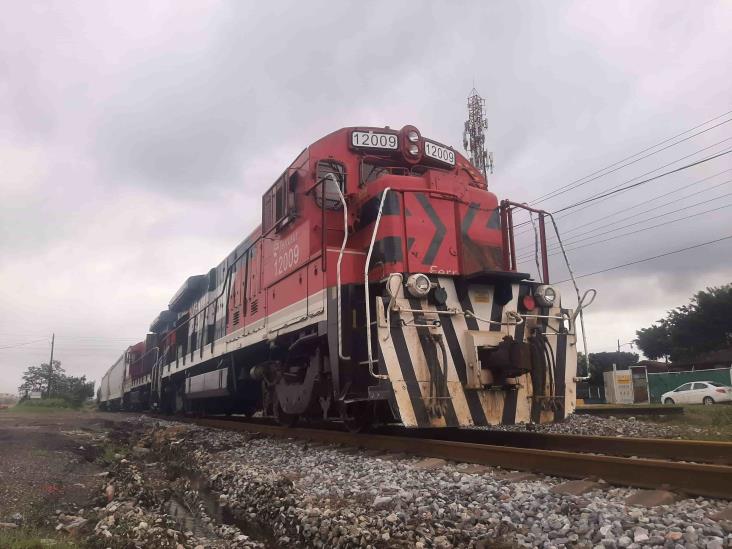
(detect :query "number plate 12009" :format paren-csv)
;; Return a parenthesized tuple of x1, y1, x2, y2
(351, 131, 398, 150)
(424, 140, 456, 166)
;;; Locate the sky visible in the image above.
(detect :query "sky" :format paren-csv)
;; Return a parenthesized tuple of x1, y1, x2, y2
(1, 1, 731, 393)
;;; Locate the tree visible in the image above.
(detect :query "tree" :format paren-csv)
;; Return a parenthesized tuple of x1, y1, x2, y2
(635, 284, 732, 362)
(17, 361, 94, 406)
(18, 360, 65, 396)
(593, 351, 639, 386)
(578, 351, 639, 387)
(577, 352, 589, 377)
(55, 374, 95, 406)
(635, 323, 670, 361)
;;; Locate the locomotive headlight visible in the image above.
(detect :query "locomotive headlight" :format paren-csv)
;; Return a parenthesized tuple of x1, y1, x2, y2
(534, 285, 558, 307)
(406, 273, 432, 298)
(400, 125, 422, 163)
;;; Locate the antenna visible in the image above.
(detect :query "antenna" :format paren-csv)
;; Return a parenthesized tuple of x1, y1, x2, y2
(463, 88, 494, 179)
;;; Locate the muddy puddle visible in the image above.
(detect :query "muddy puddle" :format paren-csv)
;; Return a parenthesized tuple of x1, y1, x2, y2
(167, 468, 277, 547)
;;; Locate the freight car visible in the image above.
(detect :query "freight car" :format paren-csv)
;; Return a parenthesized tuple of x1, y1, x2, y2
(98, 124, 591, 430)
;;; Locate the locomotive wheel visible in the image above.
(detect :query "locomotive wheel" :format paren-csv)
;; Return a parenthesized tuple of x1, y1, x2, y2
(342, 402, 373, 433)
(240, 402, 258, 418)
(275, 401, 299, 428)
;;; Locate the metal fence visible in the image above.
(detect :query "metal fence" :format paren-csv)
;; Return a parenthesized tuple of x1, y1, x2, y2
(647, 367, 732, 403)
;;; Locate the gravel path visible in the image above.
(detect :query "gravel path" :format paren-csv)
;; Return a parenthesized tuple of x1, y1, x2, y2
(138, 418, 731, 549)
(488, 414, 709, 439)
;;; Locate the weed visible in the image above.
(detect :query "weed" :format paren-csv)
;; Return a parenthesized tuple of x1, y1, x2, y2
(646, 404, 732, 440)
(7, 399, 86, 413)
(0, 528, 79, 549)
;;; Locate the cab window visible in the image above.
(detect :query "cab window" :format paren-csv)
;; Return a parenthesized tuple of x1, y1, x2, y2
(675, 383, 692, 392)
(315, 160, 345, 210)
(361, 162, 390, 185)
(359, 161, 411, 186)
(262, 172, 296, 233)
(692, 382, 707, 390)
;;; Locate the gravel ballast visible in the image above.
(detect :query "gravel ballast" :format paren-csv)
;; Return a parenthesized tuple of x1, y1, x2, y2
(132, 417, 731, 548)
(489, 413, 709, 439)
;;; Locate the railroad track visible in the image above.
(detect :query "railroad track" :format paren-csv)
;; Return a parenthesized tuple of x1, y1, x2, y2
(154, 415, 732, 499)
(376, 426, 732, 465)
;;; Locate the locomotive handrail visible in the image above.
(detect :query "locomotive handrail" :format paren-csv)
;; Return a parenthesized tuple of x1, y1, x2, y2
(500, 200, 550, 283)
(332, 174, 351, 361)
(500, 206, 595, 380)
(464, 309, 524, 327)
(386, 305, 527, 326)
(364, 187, 392, 380)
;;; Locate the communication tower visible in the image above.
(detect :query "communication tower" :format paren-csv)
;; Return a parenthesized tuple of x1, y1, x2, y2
(463, 88, 494, 179)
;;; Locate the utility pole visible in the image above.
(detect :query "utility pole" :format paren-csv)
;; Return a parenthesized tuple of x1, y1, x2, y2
(47, 333, 55, 398)
(616, 339, 634, 370)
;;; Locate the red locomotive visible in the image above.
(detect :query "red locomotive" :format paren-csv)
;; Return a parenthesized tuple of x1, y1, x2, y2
(99, 125, 580, 430)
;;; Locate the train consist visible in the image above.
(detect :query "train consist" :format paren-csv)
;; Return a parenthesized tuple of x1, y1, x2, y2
(98, 124, 586, 430)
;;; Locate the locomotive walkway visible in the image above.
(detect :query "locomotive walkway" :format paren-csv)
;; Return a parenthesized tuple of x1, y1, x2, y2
(157, 415, 732, 499)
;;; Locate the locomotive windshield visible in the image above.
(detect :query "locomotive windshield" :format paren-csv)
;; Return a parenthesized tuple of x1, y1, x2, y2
(359, 161, 429, 186)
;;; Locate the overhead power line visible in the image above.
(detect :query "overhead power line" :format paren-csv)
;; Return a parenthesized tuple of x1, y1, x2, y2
(516, 185, 732, 260)
(528, 115, 732, 206)
(548, 170, 730, 240)
(513, 137, 732, 233)
(518, 201, 732, 264)
(553, 149, 732, 214)
(0, 332, 140, 341)
(515, 170, 732, 254)
(554, 234, 732, 283)
(0, 338, 48, 350)
(562, 187, 732, 245)
(527, 201, 732, 261)
(0, 343, 130, 351)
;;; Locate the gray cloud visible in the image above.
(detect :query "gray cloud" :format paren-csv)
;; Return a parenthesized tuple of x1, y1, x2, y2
(1, 0, 731, 392)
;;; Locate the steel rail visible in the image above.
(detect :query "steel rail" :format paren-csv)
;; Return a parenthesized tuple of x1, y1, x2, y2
(185, 416, 732, 465)
(376, 427, 732, 465)
(575, 405, 684, 416)
(178, 418, 732, 499)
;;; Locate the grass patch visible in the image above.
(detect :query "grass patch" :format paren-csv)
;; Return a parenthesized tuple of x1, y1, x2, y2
(8, 398, 86, 413)
(99, 443, 124, 465)
(646, 404, 732, 440)
(0, 528, 78, 549)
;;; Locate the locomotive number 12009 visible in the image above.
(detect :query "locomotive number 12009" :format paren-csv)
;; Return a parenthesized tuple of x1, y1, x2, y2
(273, 243, 300, 277)
(351, 131, 398, 150)
(270, 223, 308, 279)
(424, 140, 456, 166)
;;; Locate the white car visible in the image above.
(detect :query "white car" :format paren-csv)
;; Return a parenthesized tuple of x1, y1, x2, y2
(661, 381, 732, 405)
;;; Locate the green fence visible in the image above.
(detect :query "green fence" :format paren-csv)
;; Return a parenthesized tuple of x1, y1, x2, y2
(647, 368, 732, 403)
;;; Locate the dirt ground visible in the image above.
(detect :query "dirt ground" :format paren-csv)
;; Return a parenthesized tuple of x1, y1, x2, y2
(0, 408, 133, 545)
